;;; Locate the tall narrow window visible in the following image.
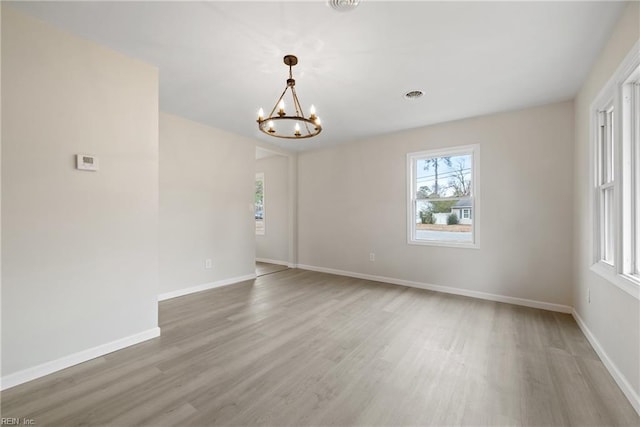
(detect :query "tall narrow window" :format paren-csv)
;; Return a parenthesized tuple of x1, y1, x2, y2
(407, 144, 479, 248)
(591, 45, 640, 297)
(597, 105, 615, 264)
(255, 173, 265, 235)
(621, 68, 640, 278)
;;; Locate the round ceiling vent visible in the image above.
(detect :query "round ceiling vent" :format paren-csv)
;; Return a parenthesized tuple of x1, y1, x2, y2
(404, 90, 425, 100)
(327, 0, 360, 12)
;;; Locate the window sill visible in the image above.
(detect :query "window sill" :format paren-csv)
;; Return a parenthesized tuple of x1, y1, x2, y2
(590, 262, 640, 300)
(408, 239, 479, 250)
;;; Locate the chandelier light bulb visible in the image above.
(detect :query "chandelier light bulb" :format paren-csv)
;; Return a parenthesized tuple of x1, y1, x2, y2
(278, 100, 285, 116)
(258, 108, 264, 120)
(268, 120, 275, 133)
(294, 123, 301, 136)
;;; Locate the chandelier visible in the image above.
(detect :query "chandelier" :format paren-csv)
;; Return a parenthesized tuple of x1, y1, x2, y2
(257, 55, 322, 139)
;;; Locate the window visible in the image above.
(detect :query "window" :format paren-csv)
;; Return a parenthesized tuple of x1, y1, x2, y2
(591, 42, 640, 297)
(407, 144, 479, 248)
(255, 173, 264, 235)
(596, 104, 615, 265)
(621, 68, 640, 278)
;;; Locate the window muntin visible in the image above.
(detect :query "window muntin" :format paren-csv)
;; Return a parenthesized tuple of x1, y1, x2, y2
(408, 144, 479, 248)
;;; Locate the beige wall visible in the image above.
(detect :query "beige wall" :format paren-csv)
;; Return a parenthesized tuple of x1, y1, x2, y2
(2, 7, 159, 376)
(159, 112, 256, 296)
(298, 101, 574, 307)
(256, 155, 289, 264)
(1, 5, 3, 366)
(573, 1, 640, 405)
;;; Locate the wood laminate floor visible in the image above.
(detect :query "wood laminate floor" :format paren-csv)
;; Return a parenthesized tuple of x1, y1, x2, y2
(2, 269, 638, 426)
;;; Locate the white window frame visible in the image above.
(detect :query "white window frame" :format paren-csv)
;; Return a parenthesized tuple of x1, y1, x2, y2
(590, 40, 640, 299)
(407, 144, 480, 249)
(596, 104, 615, 266)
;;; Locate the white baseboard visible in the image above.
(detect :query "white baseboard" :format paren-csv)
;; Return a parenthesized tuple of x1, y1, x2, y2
(572, 309, 640, 415)
(255, 258, 289, 266)
(295, 264, 573, 313)
(1, 327, 161, 391)
(158, 273, 256, 302)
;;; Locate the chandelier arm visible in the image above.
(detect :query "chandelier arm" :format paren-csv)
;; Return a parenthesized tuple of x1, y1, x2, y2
(290, 87, 304, 118)
(303, 120, 314, 135)
(290, 87, 314, 135)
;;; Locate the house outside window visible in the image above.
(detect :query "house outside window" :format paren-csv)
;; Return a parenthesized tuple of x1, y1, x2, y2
(407, 144, 480, 248)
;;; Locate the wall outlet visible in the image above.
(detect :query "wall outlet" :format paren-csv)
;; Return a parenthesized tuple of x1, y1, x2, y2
(369, 252, 375, 262)
(205, 259, 213, 269)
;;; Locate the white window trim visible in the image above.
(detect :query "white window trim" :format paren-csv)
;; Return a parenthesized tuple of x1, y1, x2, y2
(589, 39, 640, 300)
(406, 143, 480, 249)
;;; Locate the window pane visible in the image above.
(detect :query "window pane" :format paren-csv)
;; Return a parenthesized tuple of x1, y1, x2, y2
(602, 187, 614, 264)
(635, 84, 640, 274)
(636, 171, 640, 275)
(416, 154, 472, 199)
(636, 189, 640, 274)
(599, 108, 615, 185)
(602, 109, 615, 183)
(415, 199, 473, 243)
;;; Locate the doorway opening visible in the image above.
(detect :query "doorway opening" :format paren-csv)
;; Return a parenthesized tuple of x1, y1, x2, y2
(255, 146, 294, 277)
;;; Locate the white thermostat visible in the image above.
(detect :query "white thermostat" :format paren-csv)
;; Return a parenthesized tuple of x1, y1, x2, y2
(76, 154, 98, 171)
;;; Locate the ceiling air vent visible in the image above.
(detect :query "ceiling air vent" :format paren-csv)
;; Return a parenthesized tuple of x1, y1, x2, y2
(327, 0, 360, 12)
(404, 90, 424, 100)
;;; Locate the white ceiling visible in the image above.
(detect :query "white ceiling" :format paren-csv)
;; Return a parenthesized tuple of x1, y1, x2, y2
(10, 1, 625, 152)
